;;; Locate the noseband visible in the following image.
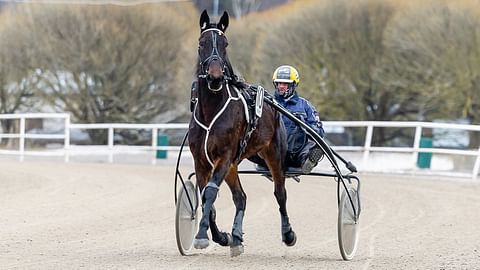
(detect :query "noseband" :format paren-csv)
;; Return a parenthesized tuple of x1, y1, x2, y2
(198, 28, 230, 91)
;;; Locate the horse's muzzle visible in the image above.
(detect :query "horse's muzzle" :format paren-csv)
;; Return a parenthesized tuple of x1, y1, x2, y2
(207, 60, 224, 80)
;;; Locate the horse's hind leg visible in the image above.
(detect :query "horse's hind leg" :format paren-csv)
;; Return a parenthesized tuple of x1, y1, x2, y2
(273, 175, 297, 246)
(225, 166, 247, 256)
(263, 148, 297, 246)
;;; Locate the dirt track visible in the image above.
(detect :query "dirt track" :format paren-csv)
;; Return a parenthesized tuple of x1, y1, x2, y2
(1, 160, 479, 269)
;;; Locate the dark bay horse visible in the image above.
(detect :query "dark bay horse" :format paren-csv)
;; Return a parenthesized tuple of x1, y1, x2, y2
(189, 10, 296, 256)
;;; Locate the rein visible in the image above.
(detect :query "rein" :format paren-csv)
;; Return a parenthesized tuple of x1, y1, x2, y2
(193, 82, 249, 168)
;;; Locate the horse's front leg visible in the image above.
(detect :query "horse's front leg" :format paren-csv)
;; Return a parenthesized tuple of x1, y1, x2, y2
(193, 161, 231, 249)
(225, 166, 247, 256)
(209, 205, 232, 247)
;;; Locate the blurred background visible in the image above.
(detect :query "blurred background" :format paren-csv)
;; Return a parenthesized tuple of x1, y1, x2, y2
(0, 0, 479, 150)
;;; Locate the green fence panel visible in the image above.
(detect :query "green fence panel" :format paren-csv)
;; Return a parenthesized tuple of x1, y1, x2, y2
(417, 137, 433, 168)
(156, 134, 169, 159)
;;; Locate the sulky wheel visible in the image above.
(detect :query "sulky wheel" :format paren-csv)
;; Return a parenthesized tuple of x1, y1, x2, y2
(337, 186, 360, 261)
(175, 180, 200, 255)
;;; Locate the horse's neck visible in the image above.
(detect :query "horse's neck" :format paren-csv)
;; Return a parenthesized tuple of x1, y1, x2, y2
(196, 81, 230, 124)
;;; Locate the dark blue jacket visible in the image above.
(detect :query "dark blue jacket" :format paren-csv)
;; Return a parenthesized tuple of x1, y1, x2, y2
(274, 91, 325, 138)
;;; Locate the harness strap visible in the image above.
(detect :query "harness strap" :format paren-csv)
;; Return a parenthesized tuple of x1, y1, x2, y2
(235, 85, 264, 162)
(193, 82, 248, 168)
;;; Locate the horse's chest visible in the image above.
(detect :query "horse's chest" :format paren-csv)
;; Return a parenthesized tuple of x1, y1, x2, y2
(201, 124, 239, 142)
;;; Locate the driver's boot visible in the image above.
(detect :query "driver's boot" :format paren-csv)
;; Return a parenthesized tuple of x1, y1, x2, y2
(301, 146, 323, 174)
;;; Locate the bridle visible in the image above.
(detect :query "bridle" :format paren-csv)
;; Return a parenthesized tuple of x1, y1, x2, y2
(197, 28, 231, 91)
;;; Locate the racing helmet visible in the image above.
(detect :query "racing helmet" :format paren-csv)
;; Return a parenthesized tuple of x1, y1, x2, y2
(272, 65, 300, 98)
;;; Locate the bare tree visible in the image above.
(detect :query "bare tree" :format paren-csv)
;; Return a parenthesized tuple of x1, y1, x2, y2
(17, 4, 194, 142)
(257, 0, 408, 145)
(227, 14, 270, 83)
(0, 8, 38, 144)
(231, 0, 262, 18)
(382, 2, 480, 147)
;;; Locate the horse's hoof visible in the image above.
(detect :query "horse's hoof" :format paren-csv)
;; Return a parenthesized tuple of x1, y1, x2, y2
(213, 232, 232, 247)
(283, 230, 297, 247)
(193, 238, 209, 249)
(230, 244, 244, 257)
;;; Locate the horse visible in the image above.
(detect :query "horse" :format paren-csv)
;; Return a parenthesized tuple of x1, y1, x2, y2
(188, 10, 297, 257)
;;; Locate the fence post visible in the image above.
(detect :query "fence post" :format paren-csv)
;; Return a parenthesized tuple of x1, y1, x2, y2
(19, 116, 26, 161)
(362, 125, 373, 167)
(473, 146, 480, 180)
(108, 128, 114, 163)
(412, 125, 422, 165)
(64, 114, 70, 163)
(151, 128, 158, 165)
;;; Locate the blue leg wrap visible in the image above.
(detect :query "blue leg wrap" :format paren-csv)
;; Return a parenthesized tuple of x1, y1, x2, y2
(232, 210, 245, 241)
(281, 215, 292, 234)
(196, 184, 219, 239)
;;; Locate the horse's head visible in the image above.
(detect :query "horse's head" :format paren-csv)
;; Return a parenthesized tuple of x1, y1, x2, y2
(198, 10, 230, 92)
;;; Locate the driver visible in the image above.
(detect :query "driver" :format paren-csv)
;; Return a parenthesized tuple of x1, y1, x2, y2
(271, 65, 325, 173)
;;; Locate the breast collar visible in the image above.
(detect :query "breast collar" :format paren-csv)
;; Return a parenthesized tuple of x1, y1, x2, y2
(193, 82, 250, 168)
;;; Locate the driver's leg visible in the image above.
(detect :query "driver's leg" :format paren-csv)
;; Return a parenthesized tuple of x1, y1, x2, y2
(299, 140, 323, 173)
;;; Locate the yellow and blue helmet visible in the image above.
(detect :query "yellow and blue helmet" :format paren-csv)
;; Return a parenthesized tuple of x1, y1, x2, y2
(272, 65, 300, 98)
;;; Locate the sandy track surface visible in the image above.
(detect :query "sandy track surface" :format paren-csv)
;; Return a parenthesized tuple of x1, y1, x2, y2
(1, 160, 479, 269)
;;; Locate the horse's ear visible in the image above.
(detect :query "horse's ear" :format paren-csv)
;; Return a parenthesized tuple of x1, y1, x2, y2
(200, 9, 210, 32)
(217, 11, 229, 32)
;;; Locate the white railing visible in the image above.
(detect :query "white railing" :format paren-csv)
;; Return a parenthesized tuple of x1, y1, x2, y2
(0, 113, 70, 160)
(0, 113, 479, 179)
(68, 122, 189, 163)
